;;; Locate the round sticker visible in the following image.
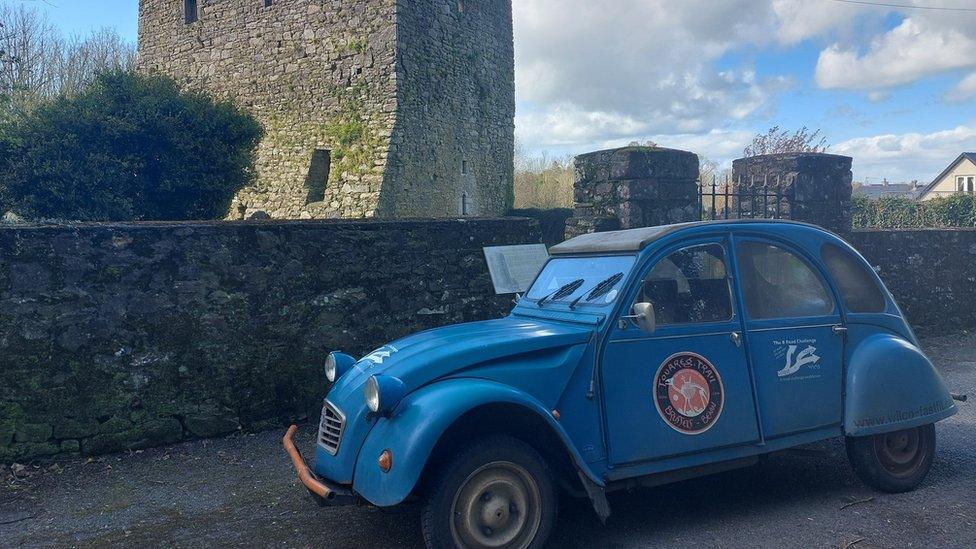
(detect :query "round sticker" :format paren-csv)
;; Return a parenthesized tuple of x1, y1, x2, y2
(653, 352, 724, 435)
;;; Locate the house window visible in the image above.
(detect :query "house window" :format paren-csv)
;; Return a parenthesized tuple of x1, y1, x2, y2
(184, 0, 198, 24)
(968, 177, 975, 194)
(305, 149, 331, 204)
(461, 193, 469, 216)
(461, 160, 469, 175)
(957, 176, 965, 192)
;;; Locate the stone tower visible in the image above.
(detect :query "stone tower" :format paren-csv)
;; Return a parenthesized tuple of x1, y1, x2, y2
(138, 0, 515, 219)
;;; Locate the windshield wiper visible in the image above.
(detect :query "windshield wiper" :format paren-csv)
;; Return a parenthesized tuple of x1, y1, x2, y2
(537, 278, 585, 308)
(569, 272, 624, 310)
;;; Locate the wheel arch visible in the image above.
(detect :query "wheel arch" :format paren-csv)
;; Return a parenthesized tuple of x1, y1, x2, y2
(352, 378, 598, 507)
(416, 401, 585, 499)
(845, 333, 956, 437)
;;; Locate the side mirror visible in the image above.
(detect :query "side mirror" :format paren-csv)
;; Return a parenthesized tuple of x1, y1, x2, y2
(621, 302, 656, 333)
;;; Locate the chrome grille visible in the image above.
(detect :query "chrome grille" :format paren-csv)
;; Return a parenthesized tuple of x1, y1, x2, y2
(318, 401, 345, 456)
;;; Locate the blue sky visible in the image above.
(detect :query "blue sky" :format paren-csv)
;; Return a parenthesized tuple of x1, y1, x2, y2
(29, 0, 976, 183)
(31, 0, 137, 40)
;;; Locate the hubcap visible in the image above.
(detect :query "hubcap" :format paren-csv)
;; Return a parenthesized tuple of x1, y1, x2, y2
(875, 427, 926, 478)
(450, 461, 542, 549)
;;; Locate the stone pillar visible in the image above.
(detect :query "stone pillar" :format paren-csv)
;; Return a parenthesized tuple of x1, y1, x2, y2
(731, 153, 853, 235)
(565, 147, 700, 239)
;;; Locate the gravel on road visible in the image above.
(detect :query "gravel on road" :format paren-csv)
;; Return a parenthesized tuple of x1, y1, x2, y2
(2, 334, 974, 548)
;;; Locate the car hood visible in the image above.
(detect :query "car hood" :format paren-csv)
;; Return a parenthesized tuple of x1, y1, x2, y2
(328, 316, 593, 403)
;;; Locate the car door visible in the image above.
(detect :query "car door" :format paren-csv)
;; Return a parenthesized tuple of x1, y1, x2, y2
(731, 237, 845, 439)
(601, 239, 760, 466)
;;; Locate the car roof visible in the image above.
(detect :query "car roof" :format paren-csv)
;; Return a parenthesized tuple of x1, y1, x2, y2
(548, 219, 825, 255)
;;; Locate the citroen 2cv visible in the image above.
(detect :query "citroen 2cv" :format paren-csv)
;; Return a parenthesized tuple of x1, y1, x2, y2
(283, 220, 957, 549)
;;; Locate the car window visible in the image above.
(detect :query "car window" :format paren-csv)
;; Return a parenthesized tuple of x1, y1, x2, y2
(736, 241, 835, 320)
(635, 244, 733, 325)
(821, 244, 886, 313)
(524, 255, 635, 305)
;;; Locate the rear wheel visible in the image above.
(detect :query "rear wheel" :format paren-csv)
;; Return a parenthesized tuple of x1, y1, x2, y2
(846, 423, 936, 493)
(421, 435, 556, 549)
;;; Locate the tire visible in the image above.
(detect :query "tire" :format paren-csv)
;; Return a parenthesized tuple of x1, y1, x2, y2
(846, 423, 936, 493)
(421, 435, 557, 549)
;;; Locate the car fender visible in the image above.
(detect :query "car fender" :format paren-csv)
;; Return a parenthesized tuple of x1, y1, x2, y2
(352, 377, 600, 507)
(845, 333, 957, 437)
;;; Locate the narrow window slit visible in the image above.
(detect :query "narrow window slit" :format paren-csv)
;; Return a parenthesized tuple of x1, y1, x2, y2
(305, 149, 331, 204)
(184, 0, 198, 24)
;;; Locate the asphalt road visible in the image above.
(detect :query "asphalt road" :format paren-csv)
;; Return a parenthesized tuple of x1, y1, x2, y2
(2, 333, 974, 548)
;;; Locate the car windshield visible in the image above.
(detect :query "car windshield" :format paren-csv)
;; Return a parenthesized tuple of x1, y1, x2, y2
(525, 256, 635, 306)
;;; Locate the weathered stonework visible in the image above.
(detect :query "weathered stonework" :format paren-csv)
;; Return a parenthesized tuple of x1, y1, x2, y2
(138, 0, 515, 220)
(565, 147, 700, 239)
(850, 229, 976, 331)
(0, 218, 540, 463)
(732, 153, 854, 235)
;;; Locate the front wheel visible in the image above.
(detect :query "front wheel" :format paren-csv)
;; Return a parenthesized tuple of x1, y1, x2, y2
(846, 423, 936, 493)
(421, 435, 557, 549)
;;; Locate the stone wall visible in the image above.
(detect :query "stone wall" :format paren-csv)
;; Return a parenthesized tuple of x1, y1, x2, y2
(0, 218, 540, 463)
(137, 0, 515, 220)
(381, 0, 515, 217)
(850, 228, 976, 331)
(138, 0, 397, 219)
(732, 153, 854, 235)
(565, 147, 700, 239)
(510, 208, 573, 248)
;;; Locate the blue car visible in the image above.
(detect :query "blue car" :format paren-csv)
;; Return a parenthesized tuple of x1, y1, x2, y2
(284, 220, 957, 549)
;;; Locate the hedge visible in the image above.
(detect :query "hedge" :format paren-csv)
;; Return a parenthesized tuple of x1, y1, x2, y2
(0, 71, 263, 221)
(852, 194, 976, 228)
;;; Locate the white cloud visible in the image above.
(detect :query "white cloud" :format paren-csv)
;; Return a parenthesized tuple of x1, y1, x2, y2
(833, 125, 976, 182)
(867, 91, 890, 103)
(512, 0, 976, 168)
(514, 0, 786, 151)
(815, 16, 976, 91)
(771, 0, 862, 44)
(945, 72, 976, 103)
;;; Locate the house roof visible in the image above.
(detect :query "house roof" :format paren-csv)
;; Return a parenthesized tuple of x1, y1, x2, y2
(918, 153, 976, 199)
(857, 183, 919, 200)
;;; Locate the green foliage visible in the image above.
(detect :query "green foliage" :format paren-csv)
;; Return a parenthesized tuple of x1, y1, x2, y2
(323, 89, 379, 178)
(345, 38, 368, 54)
(0, 70, 263, 221)
(852, 194, 976, 228)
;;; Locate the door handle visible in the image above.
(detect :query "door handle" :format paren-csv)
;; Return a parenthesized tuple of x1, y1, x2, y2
(730, 331, 742, 348)
(832, 325, 848, 337)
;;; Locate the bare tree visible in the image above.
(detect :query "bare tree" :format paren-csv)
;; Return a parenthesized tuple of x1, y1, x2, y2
(0, 2, 59, 107)
(0, 1, 134, 117)
(51, 29, 136, 96)
(513, 138, 574, 209)
(698, 156, 719, 183)
(743, 126, 829, 157)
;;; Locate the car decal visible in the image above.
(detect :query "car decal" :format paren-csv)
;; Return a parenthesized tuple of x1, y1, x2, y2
(362, 345, 398, 366)
(773, 338, 822, 380)
(653, 352, 724, 435)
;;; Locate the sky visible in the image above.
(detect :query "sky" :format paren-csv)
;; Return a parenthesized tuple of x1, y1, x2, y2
(26, 0, 976, 184)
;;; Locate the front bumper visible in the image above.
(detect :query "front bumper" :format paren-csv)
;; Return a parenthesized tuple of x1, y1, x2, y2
(283, 425, 358, 506)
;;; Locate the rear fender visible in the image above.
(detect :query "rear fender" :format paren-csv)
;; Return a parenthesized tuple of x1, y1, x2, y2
(845, 334, 957, 437)
(352, 378, 599, 506)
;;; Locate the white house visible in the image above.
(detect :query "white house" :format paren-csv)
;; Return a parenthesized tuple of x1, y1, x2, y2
(917, 153, 976, 201)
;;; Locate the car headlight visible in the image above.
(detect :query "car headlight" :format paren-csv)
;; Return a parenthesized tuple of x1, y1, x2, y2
(325, 351, 356, 383)
(364, 375, 406, 415)
(325, 354, 337, 382)
(365, 376, 381, 413)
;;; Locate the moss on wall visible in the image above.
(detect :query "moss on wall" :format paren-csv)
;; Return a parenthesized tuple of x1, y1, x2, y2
(0, 218, 541, 463)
